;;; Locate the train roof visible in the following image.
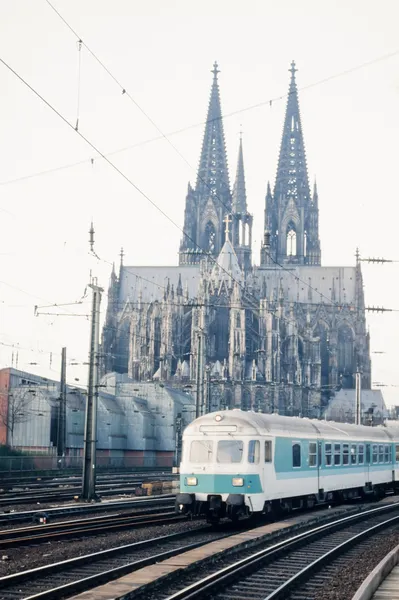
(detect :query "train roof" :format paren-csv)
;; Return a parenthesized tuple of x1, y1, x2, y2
(184, 410, 399, 442)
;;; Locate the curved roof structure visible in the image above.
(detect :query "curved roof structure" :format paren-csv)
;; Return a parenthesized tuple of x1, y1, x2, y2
(184, 409, 399, 442)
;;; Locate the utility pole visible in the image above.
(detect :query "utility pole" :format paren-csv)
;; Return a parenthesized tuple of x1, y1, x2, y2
(81, 280, 103, 501)
(173, 412, 182, 471)
(205, 365, 211, 414)
(195, 333, 202, 418)
(57, 347, 67, 458)
(355, 369, 362, 425)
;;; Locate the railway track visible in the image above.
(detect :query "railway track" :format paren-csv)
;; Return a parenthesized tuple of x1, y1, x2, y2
(0, 494, 175, 525)
(0, 479, 176, 506)
(0, 505, 179, 548)
(2, 501, 397, 600)
(0, 526, 221, 600)
(142, 501, 399, 600)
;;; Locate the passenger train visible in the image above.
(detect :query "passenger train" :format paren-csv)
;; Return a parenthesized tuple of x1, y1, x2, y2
(176, 410, 399, 523)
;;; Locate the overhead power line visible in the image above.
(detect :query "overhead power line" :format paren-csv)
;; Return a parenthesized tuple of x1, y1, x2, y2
(1, 11, 398, 190)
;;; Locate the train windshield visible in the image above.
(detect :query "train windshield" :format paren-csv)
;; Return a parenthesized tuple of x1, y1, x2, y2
(190, 440, 213, 463)
(217, 440, 244, 463)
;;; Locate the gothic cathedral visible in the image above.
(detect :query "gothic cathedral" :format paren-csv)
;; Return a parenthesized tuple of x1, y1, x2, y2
(101, 62, 371, 417)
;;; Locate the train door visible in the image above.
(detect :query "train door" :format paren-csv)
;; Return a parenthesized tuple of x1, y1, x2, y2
(365, 443, 371, 485)
(317, 440, 322, 495)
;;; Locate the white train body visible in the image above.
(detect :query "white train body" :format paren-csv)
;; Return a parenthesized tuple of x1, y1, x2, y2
(176, 410, 399, 521)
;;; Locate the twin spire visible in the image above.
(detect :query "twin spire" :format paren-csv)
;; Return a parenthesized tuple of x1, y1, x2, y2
(181, 60, 319, 268)
(274, 60, 311, 203)
(196, 61, 230, 198)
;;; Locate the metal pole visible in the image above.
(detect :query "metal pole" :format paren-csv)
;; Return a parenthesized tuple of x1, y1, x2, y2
(195, 333, 202, 418)
(205, 366, 211, 414)
(57, 347, 67, 458)
(81, 282, 103, 501)
(355, 370, 362, 425)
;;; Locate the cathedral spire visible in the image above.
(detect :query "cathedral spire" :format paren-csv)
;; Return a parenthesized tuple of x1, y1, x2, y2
(274, 61, 310, 203)
(312, 179, 318, 207)
(232, 134, 247, 214)
(179, 63, 232, 265)
(263, 62, 320, 266)
(196, 61, 230, 198)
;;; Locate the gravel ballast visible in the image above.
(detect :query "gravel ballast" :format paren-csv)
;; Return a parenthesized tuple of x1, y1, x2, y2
(0, 519, 205, 577)
(311, 528, 399, 600)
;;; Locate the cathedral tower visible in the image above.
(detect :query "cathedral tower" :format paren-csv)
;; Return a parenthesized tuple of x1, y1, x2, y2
(262, 61, 321, 266)
(179, 63, 231, 265)
(231, 136, 253, 272)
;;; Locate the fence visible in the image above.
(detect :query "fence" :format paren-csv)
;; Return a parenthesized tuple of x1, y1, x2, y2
(0, 453, 173, 474)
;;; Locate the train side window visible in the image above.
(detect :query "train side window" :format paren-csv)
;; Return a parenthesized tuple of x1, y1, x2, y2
(358, 444, 364, 465)
(379, 445, 384, 463)
(396, 445, 399, 462)
(292, 443, 301, 468)
(372, 444, 378, 463)
(351, 444, 357, 464)
(325, 443, 332, 466)
(190, 440, 213, 463)
(334, 444, 341, 466)
(384, 445, 390, 463)
(309, 442, 317, 467)
(366, 445, 371, 464)
(342, 444, 349, 465)
(265, 441, 272, 463)
(248, 440, 260, 464)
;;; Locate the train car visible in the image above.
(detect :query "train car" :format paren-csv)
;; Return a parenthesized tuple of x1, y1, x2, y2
(176, 410, 399, 523)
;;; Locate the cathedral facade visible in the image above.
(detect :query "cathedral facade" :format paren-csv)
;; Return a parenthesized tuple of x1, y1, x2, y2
(101, 62, 371, 418)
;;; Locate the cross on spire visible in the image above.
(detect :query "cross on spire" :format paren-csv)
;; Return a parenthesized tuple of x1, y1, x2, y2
(212, 61, 220, 79)
(224, 214, 232, 240)
(289, 60, 298, 78)
(119, 247, 124, 266)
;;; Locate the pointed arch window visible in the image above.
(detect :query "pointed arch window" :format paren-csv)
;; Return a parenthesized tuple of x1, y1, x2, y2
(205, 221, 216, 254)
(286, 223, 297, 257)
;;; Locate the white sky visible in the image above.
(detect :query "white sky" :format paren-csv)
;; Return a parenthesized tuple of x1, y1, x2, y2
(0, 0, 398, 406)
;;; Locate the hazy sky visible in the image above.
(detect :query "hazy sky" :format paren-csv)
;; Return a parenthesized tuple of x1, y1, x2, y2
(0, 1, 399, 406)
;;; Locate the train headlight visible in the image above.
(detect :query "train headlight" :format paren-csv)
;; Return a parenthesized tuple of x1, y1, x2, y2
(232, 477, 244, 487)
(215, 414, 223, 422)
(186, 477, 198, 486)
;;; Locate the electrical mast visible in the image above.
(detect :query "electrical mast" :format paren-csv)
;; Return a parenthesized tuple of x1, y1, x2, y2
(81, 223, 103, 501)
(57, 347, 67, 457)
(81, 279, 103, 501)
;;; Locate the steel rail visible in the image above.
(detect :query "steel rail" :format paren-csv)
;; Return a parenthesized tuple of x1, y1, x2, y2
(263, 513, 399, 599)
(163, 501, 399, 600)
(0, 511, 182, 548)
(0, 494, 176, 525)
(0, 528, 219, 600)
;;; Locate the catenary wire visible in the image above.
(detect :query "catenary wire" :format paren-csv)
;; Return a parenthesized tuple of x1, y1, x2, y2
(6, 5, 393, 317)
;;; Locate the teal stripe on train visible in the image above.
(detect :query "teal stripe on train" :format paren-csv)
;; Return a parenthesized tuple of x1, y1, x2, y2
(180, 473, 263, 495)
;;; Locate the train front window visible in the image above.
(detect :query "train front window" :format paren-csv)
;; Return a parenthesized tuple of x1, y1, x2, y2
(190, 440, 213, 463)
(217, 440, 244, 463)
(248, 440, 260, 464)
